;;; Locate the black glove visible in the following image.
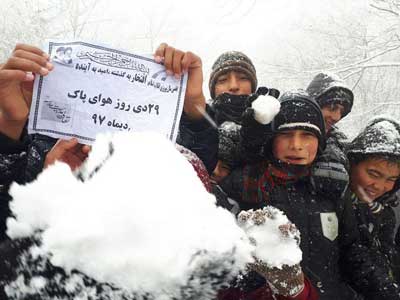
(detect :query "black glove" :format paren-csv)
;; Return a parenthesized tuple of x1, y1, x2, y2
(255, 86, 280, 99)
(239, 93, 274, 163)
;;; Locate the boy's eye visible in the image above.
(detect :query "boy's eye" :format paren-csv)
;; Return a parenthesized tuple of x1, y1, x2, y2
(217, 77, 227, 83)
(367, 170, 380, 178)
(302, 131, 315, 137)
(329, 104, 337, 111)
(239, 75, 249, 81)
(388, 177, 398, 183)
(279, 131, 291, 136)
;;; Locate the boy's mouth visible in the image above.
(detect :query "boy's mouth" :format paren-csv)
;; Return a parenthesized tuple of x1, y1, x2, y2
(284, 156, 305, 163)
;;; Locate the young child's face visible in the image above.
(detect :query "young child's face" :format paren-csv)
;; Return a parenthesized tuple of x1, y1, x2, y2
(214, 71, 252, 97)
(350, 158, 400, 203)
(272, 129, 318, 165)
(321, 103, 344, 133)
(211, 160, 231, 183)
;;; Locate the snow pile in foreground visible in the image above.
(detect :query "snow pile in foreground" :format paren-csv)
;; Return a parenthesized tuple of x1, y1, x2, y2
(6, 132, 254, 300)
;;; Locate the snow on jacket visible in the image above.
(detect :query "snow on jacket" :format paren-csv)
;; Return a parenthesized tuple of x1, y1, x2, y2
(352, 194, 400, 283)
(177, 106, 219, 175)
(319, 126, 349, 169)
(0, 132, 56, 242)
(347, 117, 400, 285)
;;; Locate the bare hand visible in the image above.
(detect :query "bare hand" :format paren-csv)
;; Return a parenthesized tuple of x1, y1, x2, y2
(0, 44, 53, 140)
(154, 43, 205, 120)
(44, 138, 91, 171)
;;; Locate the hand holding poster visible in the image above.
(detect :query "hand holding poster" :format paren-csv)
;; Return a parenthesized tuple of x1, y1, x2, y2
(28, 41, 188, 144)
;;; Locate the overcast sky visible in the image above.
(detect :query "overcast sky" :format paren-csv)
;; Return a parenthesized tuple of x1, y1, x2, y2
(5, 0, 394, 136)
(61, 0, 363, 95)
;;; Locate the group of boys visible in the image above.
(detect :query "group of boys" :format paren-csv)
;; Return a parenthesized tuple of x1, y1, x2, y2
(1, 43, 400, 300)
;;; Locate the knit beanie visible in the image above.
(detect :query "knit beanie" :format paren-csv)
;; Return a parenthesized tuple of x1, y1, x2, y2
(209, 51, 257, 99)
(272, 91, 326, 151)
(306, 72, 354, 118)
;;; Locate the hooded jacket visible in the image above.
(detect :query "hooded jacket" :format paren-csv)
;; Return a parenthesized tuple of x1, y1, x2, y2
(347, 117, 400, 285)
(347, 117, 400, 206)
(306, 72, 353, 118)
(0, 132, 56, 242)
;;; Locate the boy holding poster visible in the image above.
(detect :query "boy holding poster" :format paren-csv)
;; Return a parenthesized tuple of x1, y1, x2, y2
(0, 42, 213, 239)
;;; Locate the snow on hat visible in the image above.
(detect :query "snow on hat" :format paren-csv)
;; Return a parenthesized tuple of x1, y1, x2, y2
(306, 72, 354, 118)
(176, 145, 212, 192)
(347, 116, 400, 162)
(209, 51, 257, 99)
(347, 116, 400, 206)
(272, 90, 326, 151)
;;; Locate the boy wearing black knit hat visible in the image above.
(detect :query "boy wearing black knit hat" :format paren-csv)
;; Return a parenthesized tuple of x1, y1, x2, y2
(220, 91, 400, 300)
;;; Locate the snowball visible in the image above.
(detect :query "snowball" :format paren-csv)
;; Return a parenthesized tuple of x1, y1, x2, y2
(251, 94, 281, 125)
(7, 132, 254, 299)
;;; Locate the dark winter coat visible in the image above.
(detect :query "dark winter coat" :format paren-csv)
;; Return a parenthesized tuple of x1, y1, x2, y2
(347, 117, 400, 285)
(220, 160, 400, 300)
(310, 126, 350, 203)
(0, 132, 56, 242)
(320, 126, 349, 169)
(352, 195, 400, 284)
(220, 162, 358, 299)
(177, 107, 219, 175)
(178, 93, 264, 177)
(395, 227, 400, 282)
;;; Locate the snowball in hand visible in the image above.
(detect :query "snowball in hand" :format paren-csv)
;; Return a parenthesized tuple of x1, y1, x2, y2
(237, 206, 302, 268)
(7, 132, 254, 299)
(251, 94, 281, 125)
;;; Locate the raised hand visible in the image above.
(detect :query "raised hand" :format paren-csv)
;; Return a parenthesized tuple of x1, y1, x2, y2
(154, 43, 205, 120)
(0, 44, 53, 140)
(44, 138, 91, 171)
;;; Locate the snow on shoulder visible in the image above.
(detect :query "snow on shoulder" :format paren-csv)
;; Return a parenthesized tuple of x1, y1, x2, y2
(6, 132, 253, 300)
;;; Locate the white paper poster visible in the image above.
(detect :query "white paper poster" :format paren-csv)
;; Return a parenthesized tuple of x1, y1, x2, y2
(29, 41, 187, 144)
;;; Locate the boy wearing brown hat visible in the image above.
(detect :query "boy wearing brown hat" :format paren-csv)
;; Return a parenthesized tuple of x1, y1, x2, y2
(207, 51, 281, 184)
